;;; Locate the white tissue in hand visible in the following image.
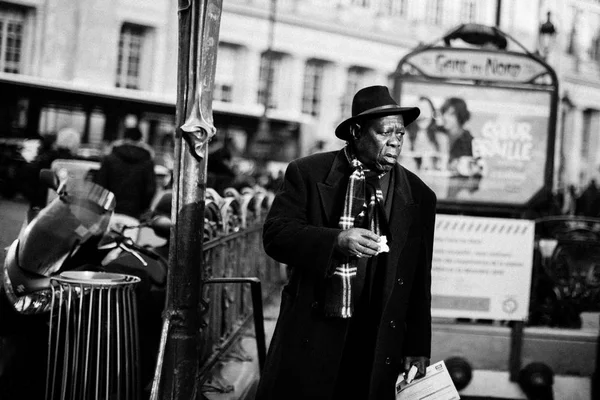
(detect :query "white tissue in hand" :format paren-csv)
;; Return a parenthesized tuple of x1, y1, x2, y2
(378, 236, 390, 254)
(405, 365, 418, 384)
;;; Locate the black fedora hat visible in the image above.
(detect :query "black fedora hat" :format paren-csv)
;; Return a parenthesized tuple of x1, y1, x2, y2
(335, 85, 420, 141)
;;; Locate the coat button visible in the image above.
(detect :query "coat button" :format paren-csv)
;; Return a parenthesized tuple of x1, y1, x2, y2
(397, 278, 404, 286)
(311, 301, 319, 309)
(385, 357, 392, 365)
(389, 320, 396, 329)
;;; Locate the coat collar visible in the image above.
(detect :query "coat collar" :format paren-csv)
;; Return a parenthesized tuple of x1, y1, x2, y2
(324, 149, 351, 187)
(316, 150, 351, 227)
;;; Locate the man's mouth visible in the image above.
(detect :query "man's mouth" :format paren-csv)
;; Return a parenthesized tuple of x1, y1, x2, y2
(383, 153, 398, 162)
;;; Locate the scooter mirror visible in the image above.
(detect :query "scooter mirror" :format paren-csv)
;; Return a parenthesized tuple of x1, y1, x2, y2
(150, 215, 172, 239)
(39, 169, 59, 191)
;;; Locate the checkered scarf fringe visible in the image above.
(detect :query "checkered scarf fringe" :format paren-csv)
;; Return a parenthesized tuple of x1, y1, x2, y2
(324, 146, 385, 318)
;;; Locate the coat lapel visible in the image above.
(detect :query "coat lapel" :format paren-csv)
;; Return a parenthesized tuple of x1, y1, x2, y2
(381, 164, 417, 309)
(316, 150, 350, 227)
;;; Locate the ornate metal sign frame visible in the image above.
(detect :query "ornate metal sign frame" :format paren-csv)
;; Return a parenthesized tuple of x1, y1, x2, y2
(393, 24, 559, 216)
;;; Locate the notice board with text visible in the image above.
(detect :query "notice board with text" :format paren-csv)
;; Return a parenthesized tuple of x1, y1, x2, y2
(431, 214, 535, 321)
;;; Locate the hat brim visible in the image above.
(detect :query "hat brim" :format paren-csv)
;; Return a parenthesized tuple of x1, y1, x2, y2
(335, 106, 421, 141)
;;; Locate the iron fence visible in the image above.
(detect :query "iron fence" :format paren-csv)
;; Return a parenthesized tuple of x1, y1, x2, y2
(151, 185, 283, 396)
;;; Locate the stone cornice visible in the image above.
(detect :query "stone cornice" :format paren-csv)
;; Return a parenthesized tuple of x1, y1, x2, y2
(223, 1, 420, 50)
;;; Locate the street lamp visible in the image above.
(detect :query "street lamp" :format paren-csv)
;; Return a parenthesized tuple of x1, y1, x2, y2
(443, 23, 507, 49)
(539, 11, 557, 59)
(255, 0, 278, 150)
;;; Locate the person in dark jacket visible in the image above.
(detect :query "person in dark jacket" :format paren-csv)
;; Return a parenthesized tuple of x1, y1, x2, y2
(576, 179, 600, 217)
(95, 127, 156, 219)
(207, 145, 235, 194)
(26, 128, 80, 209)
(257, 86, 436, 400)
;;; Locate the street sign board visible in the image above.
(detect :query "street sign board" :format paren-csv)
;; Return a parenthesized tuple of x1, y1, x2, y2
(431, 214, 535, 321)
(404, 48, 548, 83)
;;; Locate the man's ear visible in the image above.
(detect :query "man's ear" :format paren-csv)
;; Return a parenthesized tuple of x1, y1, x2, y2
(350, 124, 361, 140)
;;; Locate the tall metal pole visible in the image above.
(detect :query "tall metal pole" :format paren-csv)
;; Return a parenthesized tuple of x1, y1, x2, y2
(256, 0, 277, 146)
(496, 0, 502, 27)
(153, 1, 222, 399)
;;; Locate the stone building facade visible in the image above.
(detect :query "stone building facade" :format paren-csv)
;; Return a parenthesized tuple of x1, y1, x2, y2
(1, 0, 600, 188)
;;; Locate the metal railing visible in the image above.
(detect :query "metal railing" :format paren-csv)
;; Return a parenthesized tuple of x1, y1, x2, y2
(529, 215, 600, 328)
(151, 185, 283, 398)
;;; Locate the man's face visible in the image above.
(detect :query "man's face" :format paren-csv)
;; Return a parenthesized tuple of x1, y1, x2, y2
(353, 115, 405, 172)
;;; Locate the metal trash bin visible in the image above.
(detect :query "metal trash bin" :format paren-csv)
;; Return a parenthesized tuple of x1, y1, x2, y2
(46, 271, 141, 400)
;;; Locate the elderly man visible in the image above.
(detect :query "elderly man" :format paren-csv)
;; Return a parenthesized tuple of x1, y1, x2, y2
(256, 86, 437, 400)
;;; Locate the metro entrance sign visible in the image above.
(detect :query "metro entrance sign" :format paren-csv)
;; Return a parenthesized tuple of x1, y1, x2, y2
(406, 48, 549, 83)
(393, 24, 559, 215)
(392, 26, 594, 396)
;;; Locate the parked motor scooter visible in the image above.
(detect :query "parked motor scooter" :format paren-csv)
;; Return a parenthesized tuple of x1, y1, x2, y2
(0, 169, 168, 399)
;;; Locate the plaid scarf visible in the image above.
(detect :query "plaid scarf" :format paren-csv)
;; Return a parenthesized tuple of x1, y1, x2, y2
(324, 146, 386, 318)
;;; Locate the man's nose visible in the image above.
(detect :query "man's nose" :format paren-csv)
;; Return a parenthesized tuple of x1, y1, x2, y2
(387, 133, 402, 147)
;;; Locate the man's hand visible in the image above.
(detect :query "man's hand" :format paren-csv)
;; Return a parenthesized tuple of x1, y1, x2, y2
(335, 228, 380, 258)
(403, 356, 430, 381)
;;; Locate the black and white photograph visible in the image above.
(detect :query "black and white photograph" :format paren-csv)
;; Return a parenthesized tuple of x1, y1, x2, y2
(0, 1, 598, 400)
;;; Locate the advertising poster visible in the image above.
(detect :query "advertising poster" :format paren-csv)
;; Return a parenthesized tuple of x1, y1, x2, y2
(398, 81, 552, 205)
(431, 214, 535, 321)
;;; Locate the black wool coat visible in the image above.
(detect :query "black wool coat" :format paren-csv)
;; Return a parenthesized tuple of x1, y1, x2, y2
(256, 150, 437, 400)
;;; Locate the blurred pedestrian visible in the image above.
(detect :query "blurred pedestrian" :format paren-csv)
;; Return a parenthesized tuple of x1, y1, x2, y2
(561, 184, 578, 216)
(576, 179, 600, 217)
(26, 128, 80, 209)
(268, 170, 284, 192)
(95, 127, 156, 219)
(230, 163, 256, 191)
(257, 86, 436, 400)
(207, 146, 235, 194)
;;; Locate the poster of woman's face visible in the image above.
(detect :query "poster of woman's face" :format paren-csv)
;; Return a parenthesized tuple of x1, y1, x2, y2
(416, 97, 435, 129)
(398, 81, 552, 206)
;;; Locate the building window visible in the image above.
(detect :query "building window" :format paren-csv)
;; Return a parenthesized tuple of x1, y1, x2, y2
(116, 23, 147, 90)
(257, 51, 283, 109)
(214, 43, 237, 103)
(460, 0, 477, 23)
(0, 5, 26, 74)
(426, 0, 444, 25)
(351, 0, 372, 8)
(380, 0, 408, 17)
(341, 66, 369, 118)
(590, 29, 600, 62)
(302, 60, 326, 117)
(567, 8, 580, 56)
(39, 105, 88, 137)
